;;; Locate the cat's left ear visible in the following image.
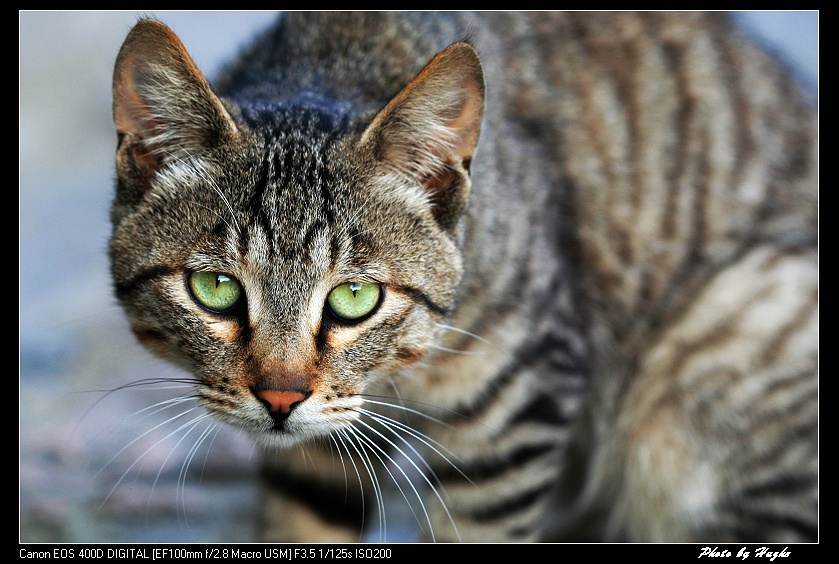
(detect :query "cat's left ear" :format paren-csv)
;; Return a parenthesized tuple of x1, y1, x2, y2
(361, 42, 485, 230)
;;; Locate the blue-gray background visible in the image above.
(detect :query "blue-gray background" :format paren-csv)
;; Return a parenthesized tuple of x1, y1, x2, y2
(19, 11, 818, 543)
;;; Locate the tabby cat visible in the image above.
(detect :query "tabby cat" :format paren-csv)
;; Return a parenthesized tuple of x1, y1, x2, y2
(109, 12, 818, 542)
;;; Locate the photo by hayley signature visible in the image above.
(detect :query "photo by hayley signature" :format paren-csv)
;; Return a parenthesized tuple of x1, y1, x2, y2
(699, 547, 792, 560)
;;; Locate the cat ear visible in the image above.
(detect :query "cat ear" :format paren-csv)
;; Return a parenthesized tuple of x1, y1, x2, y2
(112, 19, 239, 174)
(361, 42, 485, 230)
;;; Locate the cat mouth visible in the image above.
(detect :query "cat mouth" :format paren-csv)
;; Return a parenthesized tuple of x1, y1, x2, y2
(249, 412, 310, 444)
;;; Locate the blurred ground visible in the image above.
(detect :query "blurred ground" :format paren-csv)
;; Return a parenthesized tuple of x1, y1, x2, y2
(19, 11, 818, 544)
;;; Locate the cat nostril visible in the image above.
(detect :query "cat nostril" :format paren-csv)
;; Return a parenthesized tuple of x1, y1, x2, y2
(255, 389, 308, 416)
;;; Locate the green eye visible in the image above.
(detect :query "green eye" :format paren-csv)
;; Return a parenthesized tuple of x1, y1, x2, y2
(327, 281, 381, 321)
(188, 271, 243, 313)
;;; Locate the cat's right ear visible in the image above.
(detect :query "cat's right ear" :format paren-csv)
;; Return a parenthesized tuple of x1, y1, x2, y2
(112, 19, 239, 177)
(360, 42, 485, 231)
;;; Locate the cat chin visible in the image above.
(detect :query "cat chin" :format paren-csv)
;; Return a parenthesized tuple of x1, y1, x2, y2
(252, 428, 331, 450)
(254, 433, 306, 450)
(244, 414, 347, 449)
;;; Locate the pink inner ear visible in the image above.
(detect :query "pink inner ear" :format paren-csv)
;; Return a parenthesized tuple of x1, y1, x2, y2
(360, 42, 485, 186)
(114, 57, 149, 134)
(112, 62, 162, 171)
(111, 19, 240, 171)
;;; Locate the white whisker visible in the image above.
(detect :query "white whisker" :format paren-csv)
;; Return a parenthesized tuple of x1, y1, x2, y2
(177, 419, 218, 524)
(435, 323, 491, 344)
(95, 402, 198, 480)
(350, 420, 436, 541)
(145, 411, 209, 526)
(326, 435, 352, 503)
(353, 417, 461, 543)
(360, 397, 460, 430)
(150, 413, 211, 492)
(195, 424, 224, 482)
(356, 407, 471, 484)
(97, 406, 204, 511)
(133, 394, 199, 418)
(336, 428, 386, 542)
(348, 420, 428, 537)
(429, 344, 487, 356)
(431, 323, 491, 356)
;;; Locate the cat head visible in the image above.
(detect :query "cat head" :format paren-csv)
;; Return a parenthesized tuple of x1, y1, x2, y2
(109, 19, 485, 446)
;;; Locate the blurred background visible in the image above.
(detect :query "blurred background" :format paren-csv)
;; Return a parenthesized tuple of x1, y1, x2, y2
(19, 11, 818, 543)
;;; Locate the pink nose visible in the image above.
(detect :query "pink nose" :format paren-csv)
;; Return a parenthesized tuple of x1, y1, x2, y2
(256, 389, 307, 415)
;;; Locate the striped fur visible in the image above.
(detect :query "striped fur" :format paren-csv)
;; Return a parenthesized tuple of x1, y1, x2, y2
(109, 12, 817, 542)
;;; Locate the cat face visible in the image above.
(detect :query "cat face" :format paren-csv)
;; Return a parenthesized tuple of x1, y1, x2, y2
(111, 128, 464, 447)
(110, 20, 484, 447)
